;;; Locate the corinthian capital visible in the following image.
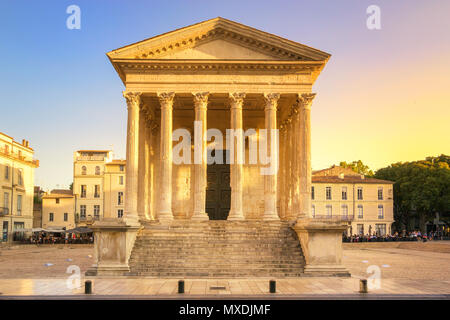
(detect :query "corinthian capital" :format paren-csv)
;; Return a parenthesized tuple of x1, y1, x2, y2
(123, 91, 142, 109)
(229, 92, 246, 108)
(192, 92, 209, 108)
(298, 93, 316, 110)
(263, 93, 280, 110)
(157, 92, 175, 108)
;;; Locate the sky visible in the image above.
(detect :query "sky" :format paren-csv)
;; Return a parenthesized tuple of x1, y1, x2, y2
(0, 0, 449, 191)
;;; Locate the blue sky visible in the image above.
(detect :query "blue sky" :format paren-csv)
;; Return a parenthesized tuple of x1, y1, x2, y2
(0, 0, 449, 190)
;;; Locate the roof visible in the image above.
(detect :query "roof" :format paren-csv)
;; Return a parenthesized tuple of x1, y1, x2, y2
(107, 17, 331, 84)
(107, 159, 126, 165)
(312, 176, 393, 184)
(43, 189, 74, 199)
(77, 150, 111, 153)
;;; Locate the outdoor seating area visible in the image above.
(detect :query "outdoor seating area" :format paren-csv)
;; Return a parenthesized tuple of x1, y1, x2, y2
(11, 227, 93, 244)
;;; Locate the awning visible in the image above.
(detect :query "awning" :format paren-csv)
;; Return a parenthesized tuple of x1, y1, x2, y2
(65, 227, 93, 234)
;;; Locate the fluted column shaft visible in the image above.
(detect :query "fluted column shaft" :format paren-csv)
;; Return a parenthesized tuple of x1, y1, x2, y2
(123, 91, 142, 224)
(263, 93, 280, 220)
(292, 104, 301, 219)
(192, 92, 209, 221)
(228, 92, 245, 220)
(157, 92, 175, 222)
(299, 93, 316, 218)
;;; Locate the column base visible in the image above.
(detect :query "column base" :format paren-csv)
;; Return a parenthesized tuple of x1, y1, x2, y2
(157, 211, 173, 223)
(191, 212, 209, 221)
(228, 211, 244, 221)
(302, 264, 351, 277)
(262, 211, 280, 221)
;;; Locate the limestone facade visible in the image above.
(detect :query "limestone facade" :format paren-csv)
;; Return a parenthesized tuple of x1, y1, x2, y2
(312, 166, 394, 236)
(0, 131, 38, 242)
(42, 189, 75, 230)
(90, 17, 351, 277)
(73, 150, 126, 226)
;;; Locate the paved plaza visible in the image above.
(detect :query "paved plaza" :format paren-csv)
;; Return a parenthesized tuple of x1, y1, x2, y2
(0, 241, 449, 298)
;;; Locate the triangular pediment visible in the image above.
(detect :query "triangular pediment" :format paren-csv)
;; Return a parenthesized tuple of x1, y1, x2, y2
(107, 17, 331, 62)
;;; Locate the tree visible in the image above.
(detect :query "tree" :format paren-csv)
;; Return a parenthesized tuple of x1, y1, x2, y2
(69, 182, 73, 191)
(339, 160, 374, 176)
(375, 155, 450, 232)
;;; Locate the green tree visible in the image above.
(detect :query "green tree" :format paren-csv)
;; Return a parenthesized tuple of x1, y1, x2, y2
(375, 154, 450, 232)
(339, 160, 374, 176)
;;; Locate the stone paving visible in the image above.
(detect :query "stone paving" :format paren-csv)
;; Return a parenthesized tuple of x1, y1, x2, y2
(0, 242, 449, 297)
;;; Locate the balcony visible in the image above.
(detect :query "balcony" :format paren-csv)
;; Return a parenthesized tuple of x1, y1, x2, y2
(0, 207, 9, 216)
(312, 215, 355, 222)
(0, 147, 39, 167)
(75, 214, 101, 223)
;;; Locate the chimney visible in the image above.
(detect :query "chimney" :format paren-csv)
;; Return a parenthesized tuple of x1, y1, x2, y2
(22, 139, 26, 146)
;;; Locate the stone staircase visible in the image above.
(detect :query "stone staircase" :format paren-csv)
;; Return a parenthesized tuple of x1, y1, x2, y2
(127, 220, 305, 278)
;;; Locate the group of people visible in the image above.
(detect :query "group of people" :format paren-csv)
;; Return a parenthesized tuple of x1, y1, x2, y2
(343, 230, 448, 243)
(27, 233, 94, 245)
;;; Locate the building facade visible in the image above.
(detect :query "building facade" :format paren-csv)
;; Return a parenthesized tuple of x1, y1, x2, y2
(312, 166, 394, 236)
(89, 18, 352, 278)
(0, 132, 39, 242)
(42, 189, 75, 230)
(73, 150, 125, 226)
(103, 160, 126, 219)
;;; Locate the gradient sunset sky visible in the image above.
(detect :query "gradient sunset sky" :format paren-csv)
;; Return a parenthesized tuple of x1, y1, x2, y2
(0, 0, 449, 190)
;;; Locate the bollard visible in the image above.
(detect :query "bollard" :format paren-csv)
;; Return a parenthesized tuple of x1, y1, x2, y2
(178, 280, 185, 294)
(359, 279, 368, 293)
(269, 280, 276, 293)
(85, 280, 92, 294)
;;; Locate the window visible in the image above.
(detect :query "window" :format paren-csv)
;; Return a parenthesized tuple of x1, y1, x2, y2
(119, 165, 124, 172)
(341, 204, 348, 217)
(16, 195, 22, 216)
(378, 205, 384, 219)
(326, 205, 332, 217)
(378, 187, 383, 200)
(375, 224, 386, 236)
(326, 187, 332, 200)
(94, 205, 100, 219)
(64, 213, 68, 222)
(357, 205, 363, 218)
(80, 185, 86, 198)
(342, 187, 347, 200)
(18, 170, 23, 185)
(118, 192, 123, 205)
(95, 166, 100, 175)
(357, 187, 363, 200)
(80, 205, 86, 218)
(3, 192, 9, 210)
(81, 166, 87, 175)
(118, 209, 123, 218)
(311, 205, 315, 218)
(5, 165, 9, 180)
(94, 185, 100, 198)
(357, 224, 364, 235)
(49, 213, 54, 222)
(56, 198, 60, 204)
(119, 176, 124, 185)
(311, 186, 315, 200)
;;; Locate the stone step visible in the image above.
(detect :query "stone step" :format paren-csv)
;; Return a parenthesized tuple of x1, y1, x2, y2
(128, 221, 305, 278)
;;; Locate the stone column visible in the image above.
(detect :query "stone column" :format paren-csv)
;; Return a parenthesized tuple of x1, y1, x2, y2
(298, 93, 316, 218)
(228, 92, 246, 221)
(279, 122, 287, 220)
(157, 92, 175, 222)
(144, 115, 154, 221)
(137, 108, 146, 221)
(292, 102, 301, 219)
(123, 91, 142, 225)
(286, 117, 292, 219)
(192, 92, 209, 221)
(262, 93, 280, 220)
